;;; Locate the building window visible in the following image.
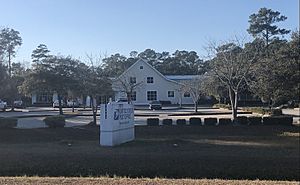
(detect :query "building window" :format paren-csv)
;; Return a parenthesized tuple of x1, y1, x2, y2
(131, 91, 136, 101)
(168, 91, 174, 97)
(130, 77, 136, 84)
(147, 77, 154, 83)
(37, 93, 53, 103)
(184, 92, 190, 97)
(147, 91, 157, 101)
(140, 66, 143, 69)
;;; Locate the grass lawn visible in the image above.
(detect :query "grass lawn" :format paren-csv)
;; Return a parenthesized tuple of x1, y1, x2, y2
(0, 125, 299, 181)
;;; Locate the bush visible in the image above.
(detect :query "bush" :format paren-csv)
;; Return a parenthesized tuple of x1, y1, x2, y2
(213, 103, 231, 109)
(204, 118, 217, 126)
(147, 118, 159, 126)
(0, 117, 18, 128)
(248, 117, 262, 125)
(218, 118, 232, 126)
(276, 116, 293, 126)
(162, 119, 172, 125)
(189, 118, 201, 126)
(262, 116, 275, 125)
(236, 116, 247, 125)
(176, 119, 186, 125)
(44, 115, 65, 128)
(271, 108, 282, 116)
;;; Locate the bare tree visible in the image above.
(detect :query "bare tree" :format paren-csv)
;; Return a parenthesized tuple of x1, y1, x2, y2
(206, 38, 258, 122)
(112, 71, 144, 103)
(84, 53, 112, 125)
(180, 76, 204, 112)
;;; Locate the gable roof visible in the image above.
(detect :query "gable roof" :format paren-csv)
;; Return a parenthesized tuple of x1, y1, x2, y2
(117, 58, 180, 84)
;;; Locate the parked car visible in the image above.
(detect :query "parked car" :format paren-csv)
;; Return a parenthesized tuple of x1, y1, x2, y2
(67, 100, 79, 108)
(149, 101, 162, 110)
(53, 100, 66, 108)
(13, 100, 24, 108)
(0, 100, 7, 111)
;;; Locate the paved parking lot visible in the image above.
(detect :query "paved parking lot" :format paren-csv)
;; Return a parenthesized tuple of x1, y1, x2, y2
(1, 106, 299, 128)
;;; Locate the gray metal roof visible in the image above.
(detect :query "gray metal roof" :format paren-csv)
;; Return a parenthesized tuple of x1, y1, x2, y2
(165, 75, 201, 81)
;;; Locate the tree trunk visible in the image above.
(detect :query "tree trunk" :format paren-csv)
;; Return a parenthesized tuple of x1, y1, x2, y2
(91, 96, 97, 125)
(127, 92, 131, 103)
(194, 101, 198, 112)
(8, 52, 11, 77)
(229, 88, 237, 122)
(11, 99, 15, 112)
(234, 91, 238, 121)
(58, 95, 63, 115)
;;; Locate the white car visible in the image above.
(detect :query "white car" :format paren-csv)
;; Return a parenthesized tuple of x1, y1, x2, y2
(0, 100, 7, 111)
(53, 100, 65, 108)
(67, 100, 79, 107)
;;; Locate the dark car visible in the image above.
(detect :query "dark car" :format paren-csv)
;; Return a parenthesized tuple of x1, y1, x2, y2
(149, 101, 162, 110)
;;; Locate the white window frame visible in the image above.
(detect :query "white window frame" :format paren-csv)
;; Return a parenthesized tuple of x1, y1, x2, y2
(147, 91, 157, 101)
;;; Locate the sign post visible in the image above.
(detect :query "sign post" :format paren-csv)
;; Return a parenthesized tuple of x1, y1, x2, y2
(100, 102, 135, 146)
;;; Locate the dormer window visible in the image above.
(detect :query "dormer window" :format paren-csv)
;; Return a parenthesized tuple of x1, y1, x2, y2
(130, 77, 136, 84)
(140, 66, 143, 69)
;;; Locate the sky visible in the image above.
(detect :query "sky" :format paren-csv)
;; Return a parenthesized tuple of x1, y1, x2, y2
(0, 0, 299, 65)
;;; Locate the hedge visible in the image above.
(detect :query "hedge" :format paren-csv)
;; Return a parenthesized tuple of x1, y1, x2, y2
(162, 119, 172, 125)
(237, 116, 248, 125)
(0, 117, 18, 128)
(262, 116, 293, 126)
(44, 115, 65, 128)
(147, 118, 159, 126)
(248, 117, 262, 125)
(204, 118, 217, 126)
(189, 117, 201, 126)
(271, 109, 282, 116)
(218, 118, 232, 126)
(176, 119, 186, 125)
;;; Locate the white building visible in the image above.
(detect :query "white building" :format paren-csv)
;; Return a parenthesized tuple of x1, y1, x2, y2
(112, 59, 200, 105)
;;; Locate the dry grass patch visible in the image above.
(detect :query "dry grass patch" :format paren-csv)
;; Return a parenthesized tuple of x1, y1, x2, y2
(0, 177, 299, 185)
(279, 132, 300, 137)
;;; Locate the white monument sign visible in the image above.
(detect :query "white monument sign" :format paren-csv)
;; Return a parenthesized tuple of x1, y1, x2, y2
(100, 102, 135, 146)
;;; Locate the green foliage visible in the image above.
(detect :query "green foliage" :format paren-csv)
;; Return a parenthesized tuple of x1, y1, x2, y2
(31, 44, 50, 64)
(189, 117, 201, 126)
(204, 118, 217, 126)
(248, 117, 262, 125)
(162, 119, 172, 125)
(176, 119, 186, 125)
(0, 117, 17, 128)
(147, 118, 159, 126)
(0, 28, 22, 76)
(218, 118, 232, 125)
(248, 7, 290, 46)
(44, 115, 65, 128)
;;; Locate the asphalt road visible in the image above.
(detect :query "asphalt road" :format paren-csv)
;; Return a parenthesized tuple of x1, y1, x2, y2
(0, 107, 299, 129)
